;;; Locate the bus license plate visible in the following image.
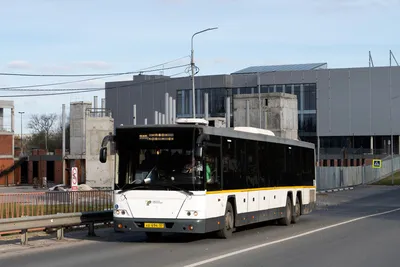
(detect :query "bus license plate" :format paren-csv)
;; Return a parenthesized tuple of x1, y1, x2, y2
(144, 223, 165, 229)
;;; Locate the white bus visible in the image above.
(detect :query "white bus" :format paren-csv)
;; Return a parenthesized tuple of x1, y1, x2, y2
(99, 120, 316, 239)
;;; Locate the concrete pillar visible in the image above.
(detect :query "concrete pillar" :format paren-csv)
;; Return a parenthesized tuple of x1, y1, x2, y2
(158, 113, 162, 125)
(93, 96, 98, 117)
(11, 108, 15, 132)
(172, 99, 176, 124)
(226, 97, 231, 128)
(133, 104, 137, 125)
(162, 114, 166, 125)
(144, 118, 147, 125)
(169, 96, 173, 124)
(0, 108, 3, 128)
(165, 93, 169, 124)
(370, 136, 374, 154)
(204, 93, 209, 120)
(101, 98, 105, 117)
(155, 111, 159, 124)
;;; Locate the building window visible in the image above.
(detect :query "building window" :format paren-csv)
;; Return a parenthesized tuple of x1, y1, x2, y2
(177, 90, 183, 115)
(293, 84, 301, 110)
(284, 84, 293, 94)
(299, 113, 316, 133)
(239, 87, 252, 94)
(260, 85, 274, 93)
(303, 84, 316, 111)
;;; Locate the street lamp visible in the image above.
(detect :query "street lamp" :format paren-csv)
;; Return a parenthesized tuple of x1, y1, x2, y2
(18, 111, 24, 155)
(191, 27, 218, 119)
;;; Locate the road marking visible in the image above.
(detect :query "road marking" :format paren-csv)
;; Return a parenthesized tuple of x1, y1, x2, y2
(183, 207, 400, 267)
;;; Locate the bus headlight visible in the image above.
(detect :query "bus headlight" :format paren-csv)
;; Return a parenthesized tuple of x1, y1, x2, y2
(114, 209, 129, 216)
(186, 210, 199, 217)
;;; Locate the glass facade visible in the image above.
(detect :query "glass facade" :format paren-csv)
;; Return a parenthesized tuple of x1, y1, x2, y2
(176, 83, 317, 143)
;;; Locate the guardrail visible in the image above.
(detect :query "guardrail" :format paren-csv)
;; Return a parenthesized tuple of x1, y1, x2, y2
(0, 210, 113, 245)
(0, 190, 114, 219)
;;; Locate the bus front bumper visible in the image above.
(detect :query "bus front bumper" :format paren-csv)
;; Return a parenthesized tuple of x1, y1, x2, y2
(113, 217, 217, 234)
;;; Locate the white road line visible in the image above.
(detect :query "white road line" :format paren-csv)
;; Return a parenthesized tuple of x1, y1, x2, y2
(183, 207, 400, 267)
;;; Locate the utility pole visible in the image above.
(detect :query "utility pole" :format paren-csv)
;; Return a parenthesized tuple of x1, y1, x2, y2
(18, 111, 24, 155)
(62, 104, 66, 185)
(191, 27, 218, 118)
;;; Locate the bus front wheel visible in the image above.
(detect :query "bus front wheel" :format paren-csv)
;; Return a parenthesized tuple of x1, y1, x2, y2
(217, 202, 234, 239)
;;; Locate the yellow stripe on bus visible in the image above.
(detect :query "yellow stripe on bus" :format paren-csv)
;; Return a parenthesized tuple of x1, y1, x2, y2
(206, 186, 316, 195)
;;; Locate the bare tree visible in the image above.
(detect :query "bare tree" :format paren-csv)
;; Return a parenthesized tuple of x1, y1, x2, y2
(27, 113, 58, 151)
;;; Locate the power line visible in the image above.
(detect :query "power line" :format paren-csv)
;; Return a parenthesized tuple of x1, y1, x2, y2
(0, 64, 189, 92)
(0, 89, 103, 97)
(0, 63, 190, 91)
(0, 75, 118, 90)
(0, 56, 190, 77)
(0, 71, 188, 97)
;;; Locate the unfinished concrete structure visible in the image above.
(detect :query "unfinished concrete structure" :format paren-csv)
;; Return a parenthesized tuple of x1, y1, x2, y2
(233, 93, 299, 140)
(69, 101, 92, 157)
(0, 100, 15, 186)
(85, 103, 115, 189)
(66, 97, 115, 189)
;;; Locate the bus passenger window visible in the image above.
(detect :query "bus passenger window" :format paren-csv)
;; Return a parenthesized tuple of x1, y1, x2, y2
(205, 147, 222, 191)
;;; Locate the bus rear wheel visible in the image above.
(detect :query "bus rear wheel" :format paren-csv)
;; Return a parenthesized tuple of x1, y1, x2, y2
(279, 197, 292, 226)
(291, 196, 301, 224)
(217, 202, 234, 239)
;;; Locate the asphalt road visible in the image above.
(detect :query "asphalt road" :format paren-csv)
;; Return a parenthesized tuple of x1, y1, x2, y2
(1, 186, 400, 267)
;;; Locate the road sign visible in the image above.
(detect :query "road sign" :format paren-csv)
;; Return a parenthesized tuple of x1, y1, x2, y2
(372, 159, 382, 169)
(71, 167, 78, 191)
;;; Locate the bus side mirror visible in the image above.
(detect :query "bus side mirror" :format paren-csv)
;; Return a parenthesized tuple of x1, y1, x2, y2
(99, 147, 107, 163)
(195, 146, 203, 159)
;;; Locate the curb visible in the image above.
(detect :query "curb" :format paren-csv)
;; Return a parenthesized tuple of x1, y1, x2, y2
(317, 187, 354, 194)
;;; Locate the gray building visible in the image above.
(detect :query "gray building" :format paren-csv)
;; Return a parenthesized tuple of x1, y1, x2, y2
(105, 63, 400, 161)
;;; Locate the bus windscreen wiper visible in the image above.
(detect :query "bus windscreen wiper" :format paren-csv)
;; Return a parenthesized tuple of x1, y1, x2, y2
(160, 184, 194, 196)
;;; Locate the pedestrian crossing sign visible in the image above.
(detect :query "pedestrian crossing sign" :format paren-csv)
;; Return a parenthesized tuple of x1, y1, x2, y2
(372, 159, 382, 169)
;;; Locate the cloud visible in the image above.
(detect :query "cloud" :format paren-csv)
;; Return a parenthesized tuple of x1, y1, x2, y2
(6, 60, 32, 69)
(77, 61, 112, 70)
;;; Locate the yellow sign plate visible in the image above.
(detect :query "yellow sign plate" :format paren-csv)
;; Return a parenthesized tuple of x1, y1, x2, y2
(372, 159, 382, 169)
(144, 223, 165, 229)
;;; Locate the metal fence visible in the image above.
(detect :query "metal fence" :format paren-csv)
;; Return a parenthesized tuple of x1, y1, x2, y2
(0, 190, 114, 219)
(316, 156, 400, 191)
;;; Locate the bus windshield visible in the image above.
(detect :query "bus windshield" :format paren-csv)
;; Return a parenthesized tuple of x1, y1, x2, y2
(115, 127, 204, 191)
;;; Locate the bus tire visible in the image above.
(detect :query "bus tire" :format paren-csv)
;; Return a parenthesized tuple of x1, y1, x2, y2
(217, 202, 234, 239)
(279, 197, 292, 226)
(291, 196, 301, 224)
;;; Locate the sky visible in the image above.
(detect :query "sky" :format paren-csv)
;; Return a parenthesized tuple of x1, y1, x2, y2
(0, 0, 399, 135)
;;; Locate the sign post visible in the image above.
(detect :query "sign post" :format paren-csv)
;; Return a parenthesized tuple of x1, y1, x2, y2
(71, 167, 78, 191)
(372, 159, 382, 182)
